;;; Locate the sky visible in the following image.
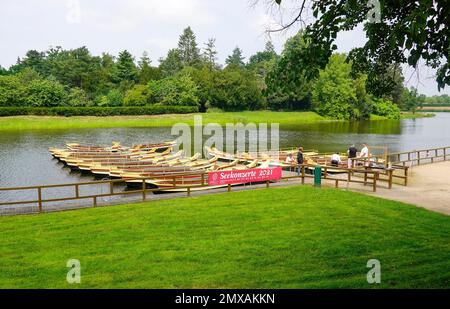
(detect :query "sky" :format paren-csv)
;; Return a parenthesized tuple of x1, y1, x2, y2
(0, 0, 448, 96)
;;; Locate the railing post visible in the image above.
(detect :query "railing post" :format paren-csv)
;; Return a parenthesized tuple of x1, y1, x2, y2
(142, 179, 146, 201)
(37, 187, 42, 213)
(266, 180, 270, 188)
(93, 196, 97, 207)
(444, 148, 447, 161)
(187, 187, 191, 197)
(335, 179, 339, 188)
(417, 151, 420, 165)
(388, 169, 393, 189)
(110, 181, 114, 195)
(373, 172, 377, 192)
(201, 173, 205, 186)
(227, 184, 231, 192)
(364, 167, 368, 185)
(75, 184, 79, 198)
(301, 165, 305, 184)
(404, 167, 409, 186)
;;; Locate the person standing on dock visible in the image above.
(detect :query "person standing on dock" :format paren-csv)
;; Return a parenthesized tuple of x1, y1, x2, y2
(347, 144, 358, 168)
(297, 147, 304, 175)
(360, 144, 370, 167)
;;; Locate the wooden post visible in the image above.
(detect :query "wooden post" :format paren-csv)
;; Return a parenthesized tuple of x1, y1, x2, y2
(335, 179, 339, 188)
(227, 184, 231, 192)
(37, 187, 42, 213)
(301, 165, 305, 184)
(266, 180, 270, 188)
(324, 166, 328, 179)
(110, 181, 114, 195)
(444, 148, 447, 161)
(417, 151, 420, 165)
(187, 187, 191, 197)
(93, 196, 97, 207)
(407, 152, 411, 162)
(201, 173, 205, 186)
(388, 169, 393, 189)
(404, 167, 408, 186)
(373, 173, 377, 192)
(142, 179, 146, 201)
(75, 184, 79, 198)
(364, 167, 368, 185)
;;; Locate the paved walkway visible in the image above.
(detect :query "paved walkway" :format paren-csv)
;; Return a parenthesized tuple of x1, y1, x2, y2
(362, 161, 450, 216)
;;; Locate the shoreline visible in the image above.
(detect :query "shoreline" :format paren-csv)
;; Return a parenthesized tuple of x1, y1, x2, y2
(0, 111, 434, 131)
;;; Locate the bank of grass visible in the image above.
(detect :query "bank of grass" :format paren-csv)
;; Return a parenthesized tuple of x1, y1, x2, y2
(401, 111, 436, 118)
(1, 185, 449, 288)
(0, 111, 329, 131)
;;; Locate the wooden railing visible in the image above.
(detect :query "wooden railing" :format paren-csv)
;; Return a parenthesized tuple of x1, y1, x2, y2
(387, 146, 450, 166)
(0, 164, 385, 215)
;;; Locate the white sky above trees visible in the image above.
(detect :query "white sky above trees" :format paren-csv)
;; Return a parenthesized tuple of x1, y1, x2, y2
(0, 0, 447, 96)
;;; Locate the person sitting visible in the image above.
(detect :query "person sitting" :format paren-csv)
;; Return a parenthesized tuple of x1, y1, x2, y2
(285, 153, 294, 164)
(331, 152, 341, 167)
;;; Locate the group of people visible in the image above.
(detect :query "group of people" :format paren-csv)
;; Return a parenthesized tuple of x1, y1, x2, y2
(284, 144, 370, 174)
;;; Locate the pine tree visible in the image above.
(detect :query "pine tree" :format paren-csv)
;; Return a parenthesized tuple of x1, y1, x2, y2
(178, 27, 200, 67)
(202, 38, 218, 70)
(265, 41, 276, 54)
(116, 50, 138, 83)
(225, 47, 245, 68)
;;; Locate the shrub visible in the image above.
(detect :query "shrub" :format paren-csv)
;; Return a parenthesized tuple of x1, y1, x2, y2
(106, 89, 124, 106)
(148, 74, 199, 106)
(0, 75, 27, 106)
(67, 88, 92, 107)
(124, 85, 152, 106)
(372, 98, 401, 119)
(26, 79, 67, 107)
(0, 106, 199, 117)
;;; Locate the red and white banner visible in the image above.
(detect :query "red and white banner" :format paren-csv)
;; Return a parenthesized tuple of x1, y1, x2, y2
(208, 167, 282, 186)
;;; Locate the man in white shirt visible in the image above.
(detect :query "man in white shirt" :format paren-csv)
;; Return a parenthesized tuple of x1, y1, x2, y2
(359, 144, 370, 166)
(331, 152, 341, 167)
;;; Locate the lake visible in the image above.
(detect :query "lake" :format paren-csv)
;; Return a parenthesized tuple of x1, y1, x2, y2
(1, 113, 449, 206)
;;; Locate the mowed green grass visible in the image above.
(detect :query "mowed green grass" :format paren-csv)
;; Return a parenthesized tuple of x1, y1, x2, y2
(0, 111, 328, 131)
(1, 185, 450, 289)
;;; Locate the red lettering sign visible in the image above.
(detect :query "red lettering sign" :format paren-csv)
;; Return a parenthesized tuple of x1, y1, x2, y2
(208, 167, 282, 186)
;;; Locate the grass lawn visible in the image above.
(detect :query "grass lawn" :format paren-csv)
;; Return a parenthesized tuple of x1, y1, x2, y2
(0, 111, 328, 131)
(0, 110, 430, 131)
(1, 185, 449, 289)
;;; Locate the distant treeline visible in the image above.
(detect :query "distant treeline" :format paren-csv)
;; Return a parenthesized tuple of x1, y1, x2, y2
(422, 94, 450, 106)
(0, 27, 438, 119)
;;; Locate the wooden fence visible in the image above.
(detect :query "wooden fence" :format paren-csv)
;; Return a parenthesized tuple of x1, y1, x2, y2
(387, 146, 450, 166)
(0, 164, 386, 215)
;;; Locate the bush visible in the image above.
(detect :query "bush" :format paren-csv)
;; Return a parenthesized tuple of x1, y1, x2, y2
(106, 89, 124, 106)
(26, 79, 67, 107)
(372, 98, 401, 119)
(149, 74, 199, 106)
(0, 75, 27, 106)
(124, 85, 152, 106)
(67, 88, 92, 107)
(0, 106, 199, 117)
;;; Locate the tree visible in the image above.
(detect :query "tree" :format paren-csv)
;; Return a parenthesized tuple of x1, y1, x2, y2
(159, 49, 183, 77)
(106, 89, 124, 106)
(149, 73, 199, 106)
(178, 27, 201, 67)
(402, 87, 425, 113)
(124, 85, 152, 106)
(0, 75, 27, 106)
(138, 52, 161, 84)
(225, 47, 245, 68)
(67, 87, 92, 106)
(26, 79, 67, 107)
(116, 50, 138, 84)
(17, 50, 48, 76)
(265, 31, 313, 110)
(311, 54, 359, 120)
(209, 67, 264, 111)
(266, 0, 449, 91)
(202, 38, 219, 70)
(248, 41, 277, 69)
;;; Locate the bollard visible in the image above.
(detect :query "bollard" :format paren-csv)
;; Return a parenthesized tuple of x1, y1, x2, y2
(314, 165, 322, 187)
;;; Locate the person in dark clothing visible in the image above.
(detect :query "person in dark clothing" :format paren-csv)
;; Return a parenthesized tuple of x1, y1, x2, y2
(297, 147, 304, 175)
(347, 144, 358, 168)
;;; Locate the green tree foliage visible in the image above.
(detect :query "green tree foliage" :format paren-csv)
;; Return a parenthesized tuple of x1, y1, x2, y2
(149, 73, 199, 106)
(159, 49, 184, 77)
(138, 52, 162, 84)
(67, 88, 92, 107)
(202, 38, 219, 71)
(265, 32, 313, 110)
(209, 67, 264, 111)
(271, 0, 449, 91)
(26, 79, 67, 107)
(0, 75, 27, 106)
(225, 47, 245, 68)
(178, 27, 201, 67)
(312, 54, 359, 120)
(402, 87, 425, 113)
(105, 89, 124, 107)
(124, 85, 152, 106)
(116, 50, 138, 85)
(372, 98, 401, 119)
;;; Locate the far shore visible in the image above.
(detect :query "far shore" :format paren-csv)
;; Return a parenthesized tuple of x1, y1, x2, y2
(0, 110, 435, 131)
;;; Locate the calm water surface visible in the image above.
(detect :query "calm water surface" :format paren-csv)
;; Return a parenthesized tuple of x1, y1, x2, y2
(1, 113, 449, 204)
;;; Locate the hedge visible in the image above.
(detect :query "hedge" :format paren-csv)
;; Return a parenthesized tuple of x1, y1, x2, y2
(0, 106, 199, 117)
